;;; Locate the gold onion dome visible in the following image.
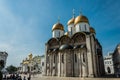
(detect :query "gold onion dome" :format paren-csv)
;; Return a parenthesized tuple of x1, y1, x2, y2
(52, 22, 64, 31)
(74, 15, 89, 25)
(67, 18, 75, 25)
(90, 27, 96, 33)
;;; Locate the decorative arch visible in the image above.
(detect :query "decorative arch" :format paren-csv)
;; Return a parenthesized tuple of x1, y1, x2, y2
(47, 38, 58, 47)
(59, 35, 71, 45)
(71, 32, 86, 44)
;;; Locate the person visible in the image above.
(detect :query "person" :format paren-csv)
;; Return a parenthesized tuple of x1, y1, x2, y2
(27, 73, 31, 80)
(18, 76, 22, 80)
(23, 76, 26, 80)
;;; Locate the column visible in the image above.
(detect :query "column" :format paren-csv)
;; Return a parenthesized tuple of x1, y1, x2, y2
(58, 52, 61, 77)
(86, 35, 94, 77)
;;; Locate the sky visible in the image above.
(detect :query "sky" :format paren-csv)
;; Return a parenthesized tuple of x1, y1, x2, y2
(0, 0, 120, 66)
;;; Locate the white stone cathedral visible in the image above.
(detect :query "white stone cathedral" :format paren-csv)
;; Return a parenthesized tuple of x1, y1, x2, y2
(44, 12, 105, 77)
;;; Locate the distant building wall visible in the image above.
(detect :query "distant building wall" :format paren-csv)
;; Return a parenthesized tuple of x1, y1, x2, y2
(104, 53, 114, 74)
(113, 44, 120, 74)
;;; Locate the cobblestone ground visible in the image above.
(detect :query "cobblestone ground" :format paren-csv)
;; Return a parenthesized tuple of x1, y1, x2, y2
(20, 74, 120, 80)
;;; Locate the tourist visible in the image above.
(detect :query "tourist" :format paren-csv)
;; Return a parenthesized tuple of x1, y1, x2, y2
(27, 74, 31, 80)
(23, 76, 26, 80)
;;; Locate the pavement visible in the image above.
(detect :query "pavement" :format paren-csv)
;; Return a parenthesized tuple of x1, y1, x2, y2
(19, 74, 120, 80)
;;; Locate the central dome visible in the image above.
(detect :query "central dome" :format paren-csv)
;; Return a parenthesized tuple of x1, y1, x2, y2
(52, 23, 64, 31)
(74, 15, 89, 25)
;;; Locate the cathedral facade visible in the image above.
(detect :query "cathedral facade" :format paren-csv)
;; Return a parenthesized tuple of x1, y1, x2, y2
(44, 13, 104, 77)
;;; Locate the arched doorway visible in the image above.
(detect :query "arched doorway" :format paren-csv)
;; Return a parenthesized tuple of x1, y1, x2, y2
(107, 67, 111, 73)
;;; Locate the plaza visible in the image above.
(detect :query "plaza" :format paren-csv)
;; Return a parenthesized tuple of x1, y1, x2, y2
(17, 73, 120, 80)
(30, 75, 120, 80)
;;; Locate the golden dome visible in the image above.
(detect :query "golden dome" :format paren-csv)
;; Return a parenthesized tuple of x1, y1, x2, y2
(65, 32, 69, 36)
(90, 27, 96, 33)
(67, 18, 75, 25)
(29, 53, 33, 60)
(52, 23, 64, 31)
(74, 15, 89, 25)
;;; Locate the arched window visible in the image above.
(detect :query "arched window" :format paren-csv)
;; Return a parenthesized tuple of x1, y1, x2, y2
(75, 54, 77, 62)
(62, 54, 64, 63)
(83, 53, 85, 63)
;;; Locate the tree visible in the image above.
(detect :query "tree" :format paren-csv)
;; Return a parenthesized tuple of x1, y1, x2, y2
(0, 60, 4, 70)
(6, 65, 17, 74)
(0, 71, 2, 80)
(0, 60, 4, 80)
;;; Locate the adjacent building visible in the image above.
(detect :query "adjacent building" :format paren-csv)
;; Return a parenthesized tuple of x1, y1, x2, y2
(41, 55, 45, 75)
(44, 12, 105, 77)
(113, 44, 120, 75)
(104, 52, 114, 74)
(19, 54, 44, 73)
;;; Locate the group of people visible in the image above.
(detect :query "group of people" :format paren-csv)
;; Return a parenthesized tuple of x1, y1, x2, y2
(3, 73, 31, 80)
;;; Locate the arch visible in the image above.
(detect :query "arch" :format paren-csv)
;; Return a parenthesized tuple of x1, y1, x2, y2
(71, 32, 86, 44)
(59, 35, 71, 45)
(47, 38, 58, 46)
(107, 67, 111, 73)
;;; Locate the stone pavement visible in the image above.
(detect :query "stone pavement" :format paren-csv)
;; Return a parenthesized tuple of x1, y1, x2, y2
(31, 77, 120, 80)
(29, 74, 120, 80)
(19, 74, 120, 80)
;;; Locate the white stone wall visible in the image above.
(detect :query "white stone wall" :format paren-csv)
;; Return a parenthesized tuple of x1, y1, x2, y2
(74, 50, 79, 77)
(68, 24, 75, 36)
(22, 64, 28, 72)
(86, 35, 94, 77)
(75, 23, 90, 32)
(104, 55, 114, 74)
(52, 30, 64, 38)
(41, 57, 45, 75)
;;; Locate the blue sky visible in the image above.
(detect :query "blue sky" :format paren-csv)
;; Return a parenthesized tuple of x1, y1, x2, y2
(0, 0, 120, 66)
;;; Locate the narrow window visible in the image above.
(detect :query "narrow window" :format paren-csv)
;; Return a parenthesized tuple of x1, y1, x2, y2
(85, 24, 87, 31)
(75, 54, 77, 62)
(54, 55, 55, 63)
(59, 31, 60, 37)
(47, 55, 49, 63)
(42, 62, 44, 66)
(83, 53, 85, 62)
(79, 25, 81, 31)
(71, 27, 72, 35)
(62, 54, 64, 63)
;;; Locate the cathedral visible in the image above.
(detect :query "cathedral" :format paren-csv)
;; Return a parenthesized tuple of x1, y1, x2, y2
(44, 12, 105, 77)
